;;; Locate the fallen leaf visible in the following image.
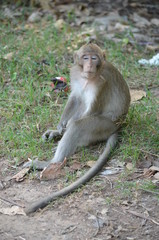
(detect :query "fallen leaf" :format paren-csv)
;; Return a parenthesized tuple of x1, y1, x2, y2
(146, 45, 159, 51)
(154, 172, 159, 180)
(40, 158, 67, 180)
(149, 166, 159, 172)
(0, 206, 26, 216)
(151, 18, 159, 26)
(101, 208, 108, 215)
(3, 52, 14, 60)
(114, 22, 130, 31)
(12, 168, 30, 182)
(128, 209, 149, 219)
(143, 165, 159, 178)
(101, 167, 123, 175)
(126, 163, 134, 170)
(24, 23, 35, 29)
(70, 161, 81, 171)
(143, 168, 154, 178)
(130, 89, 146, 103)
(28, 12, 42, 23)
(54, 19, 65, 29)
(86, 160, 95, 168)
(121, 200, 131, 206)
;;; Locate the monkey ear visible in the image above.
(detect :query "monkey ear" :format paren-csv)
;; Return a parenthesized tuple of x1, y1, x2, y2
(103, 51, 106, 60)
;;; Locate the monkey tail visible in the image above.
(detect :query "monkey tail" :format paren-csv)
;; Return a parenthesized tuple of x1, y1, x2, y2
(25, 133, 117, 214)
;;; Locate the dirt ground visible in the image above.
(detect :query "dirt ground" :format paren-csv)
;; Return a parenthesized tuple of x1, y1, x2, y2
(0, 157, 159, 240)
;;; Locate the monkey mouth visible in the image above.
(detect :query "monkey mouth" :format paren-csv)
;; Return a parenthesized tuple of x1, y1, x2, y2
(82, 72, 95, 78)
(84, 70, 96, 74)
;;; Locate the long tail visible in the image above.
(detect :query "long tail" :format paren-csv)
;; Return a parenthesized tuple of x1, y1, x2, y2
(25, 133, 117, 214)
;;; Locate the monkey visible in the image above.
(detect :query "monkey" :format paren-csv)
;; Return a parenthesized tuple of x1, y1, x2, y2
(24, 43, 130, 214)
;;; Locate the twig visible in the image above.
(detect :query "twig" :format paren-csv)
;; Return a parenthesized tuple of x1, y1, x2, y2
(61, 225, 77, 234)
(132, 147, 159, 158)
(139, 188, 159, 195)
(0, 196, 24, 207)
(127, 210, 159, 226)
(112, 208, 126, 216)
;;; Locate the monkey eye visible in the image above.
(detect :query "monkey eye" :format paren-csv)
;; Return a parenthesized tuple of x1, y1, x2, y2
(91, 56, 97, 60)
(83, 55, 89, 60)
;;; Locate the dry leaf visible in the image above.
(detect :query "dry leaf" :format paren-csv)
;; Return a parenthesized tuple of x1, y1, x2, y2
(86, 160, 95, 168)
(149, 166, 159, 172)
(0, 206, 26, 216)
(114, 22, 130, 31)
(154, 172, 159, 180)
(70, 161, 81, 171)
(143, 168, 149, 174)
(126, 163, 134, 170)
(130, 89, 146, 103)
(146, 45, 159, 51)
(12, 168, 30, 182)
(143, 168, 154, 178)
(24, 23, 35, 29)
(3, 52, 14, 60)
(143, 166, 159, 178)
(54, 19, 65, 29)
(40, 158, 67, 180)
(101, 167, 122, 175)
(101, 208, 108, 215)
(121, 200, 131, 206)
(127, 209, 149, 219)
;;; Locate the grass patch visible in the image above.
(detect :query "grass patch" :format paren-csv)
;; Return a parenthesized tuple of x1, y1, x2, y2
(0, 17, 158, 174)
(115, 179, 159, 199)
(119, 92, 159, 165)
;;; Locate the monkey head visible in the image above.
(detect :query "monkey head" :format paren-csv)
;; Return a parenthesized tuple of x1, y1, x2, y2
(74, 44, 106, 78)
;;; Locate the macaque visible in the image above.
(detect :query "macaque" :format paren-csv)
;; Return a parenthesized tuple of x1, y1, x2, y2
(25, 43, 130, 214)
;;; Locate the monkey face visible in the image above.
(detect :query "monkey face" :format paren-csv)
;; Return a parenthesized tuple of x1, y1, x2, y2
(74, 44, 105, 79)
(82, 53, 100, 75)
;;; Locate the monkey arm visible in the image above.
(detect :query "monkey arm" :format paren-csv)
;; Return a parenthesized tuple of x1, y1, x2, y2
(57, 95, 79, 133)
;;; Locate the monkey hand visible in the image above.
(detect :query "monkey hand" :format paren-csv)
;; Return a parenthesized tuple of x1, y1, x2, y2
(57, 122, 66, 134)
(23, 159, 50, 170)
(42, 129, 61, 142)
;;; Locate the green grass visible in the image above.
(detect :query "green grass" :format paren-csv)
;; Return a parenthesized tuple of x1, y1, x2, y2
(0, 16, 159, 176)
(115, 179, 159, 199)
(118, 93, 159, 165)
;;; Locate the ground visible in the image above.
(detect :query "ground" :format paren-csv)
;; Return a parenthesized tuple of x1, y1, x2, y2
(1, 155, 159, 240)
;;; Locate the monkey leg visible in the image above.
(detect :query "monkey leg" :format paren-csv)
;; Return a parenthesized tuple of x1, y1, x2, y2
(51, 116, 118, 163)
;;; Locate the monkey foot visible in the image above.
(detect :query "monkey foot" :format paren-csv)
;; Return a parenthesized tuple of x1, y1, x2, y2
(23, 159, 50, 170)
